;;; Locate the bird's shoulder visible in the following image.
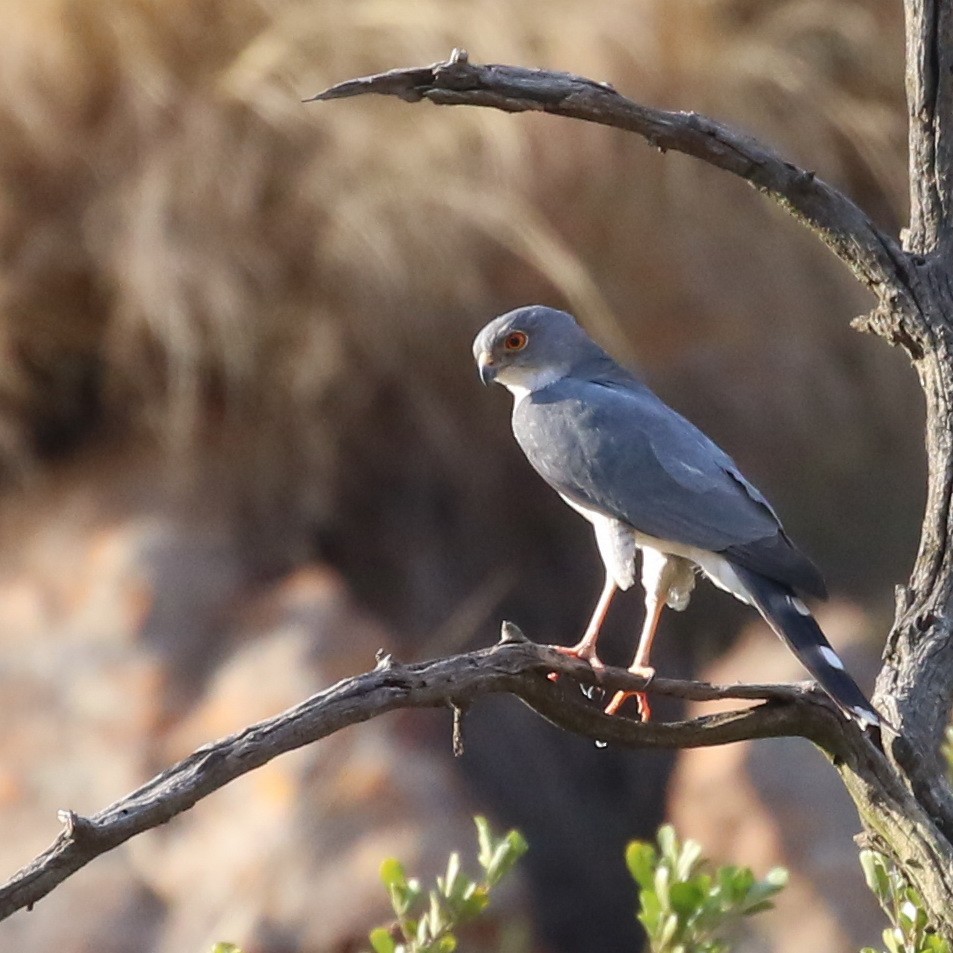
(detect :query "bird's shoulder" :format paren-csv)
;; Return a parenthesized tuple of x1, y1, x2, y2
(515, 373, 746, 495)
(512, 372, 795, 564)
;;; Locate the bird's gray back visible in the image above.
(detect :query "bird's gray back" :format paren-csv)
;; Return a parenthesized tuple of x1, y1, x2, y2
(513, 375, 826, 597)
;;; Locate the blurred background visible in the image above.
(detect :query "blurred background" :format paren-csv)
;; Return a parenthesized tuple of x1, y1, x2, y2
(0, 0, 922, 951)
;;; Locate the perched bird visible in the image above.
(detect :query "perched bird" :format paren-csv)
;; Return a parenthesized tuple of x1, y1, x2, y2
(473, 305, 879, 728)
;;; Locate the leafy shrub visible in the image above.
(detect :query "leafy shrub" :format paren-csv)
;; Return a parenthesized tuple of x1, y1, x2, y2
(368, 816, 528, 953)
(212, 820, 791, 953)
(626, 824, 788, 953)
(860, 849, 951, 953)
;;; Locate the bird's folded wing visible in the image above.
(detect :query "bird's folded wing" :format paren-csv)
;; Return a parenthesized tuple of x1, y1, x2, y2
(513, 377, 825, 597)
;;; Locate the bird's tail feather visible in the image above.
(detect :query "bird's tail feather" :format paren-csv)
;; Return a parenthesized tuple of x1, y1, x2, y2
(731, 566, 880, 730)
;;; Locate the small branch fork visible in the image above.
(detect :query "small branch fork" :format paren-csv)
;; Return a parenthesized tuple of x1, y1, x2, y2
(307, 50, 911, 304)
(0, 625, 869, 923)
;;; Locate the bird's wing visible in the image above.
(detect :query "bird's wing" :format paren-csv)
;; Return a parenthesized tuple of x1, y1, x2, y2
(513, 376, 826, 597)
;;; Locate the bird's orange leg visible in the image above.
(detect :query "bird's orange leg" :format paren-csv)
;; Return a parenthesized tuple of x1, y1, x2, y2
(605, 591, 665, 719)
(548, 575, 617, 680)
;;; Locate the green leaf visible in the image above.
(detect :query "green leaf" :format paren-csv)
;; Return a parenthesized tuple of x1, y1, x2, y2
(626, 841, 658, 889)
(440, 852, 461, 899)
(860, 850, 892, 902)
(389, 875, 421, 919)
(474, 816, 494, 870)
(669, 881, 705, 918)
(897, 900, 920, 933)
(211, 945, 243, 953)
(435, 935, 458, 953)
(883, 926, 902, 953)
(638, 887, 663, 934)
(714, 865, 752, 908)
(473, 818, 527, 888)
(505, 830, 529, 863)
(654, 864, 671, 910)
(724, 866, 755, 905)
(428, 890, 446, 936)
(458, 887, 490, 919)
(658, 911, 679, 949)
(369, 928, 397, 953)
(416, 913, 431, 946)
(484, 833, 527, 887)
(739, 872, 788, 913)
(675, 838, 704, 880)
(741, 901, 777, 916)
(926, 933, 952, 953)
(859, 851, 883, 896)
(380, 859, 407, 890)
(657, 824, 678, 862)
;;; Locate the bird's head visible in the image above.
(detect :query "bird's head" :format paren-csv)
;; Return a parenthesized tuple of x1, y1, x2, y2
(472, 305, 603, 396)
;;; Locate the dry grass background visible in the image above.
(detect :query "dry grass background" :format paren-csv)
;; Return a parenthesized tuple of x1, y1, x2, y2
(0, 0, 918, 595)
(0, 0, 922, 950)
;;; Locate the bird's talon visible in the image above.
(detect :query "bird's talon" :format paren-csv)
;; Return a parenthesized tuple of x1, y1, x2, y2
(627, 664, 656, 682)
(548, 645, 605, 683)
(551, 643, 605, 669)
(605, 690, 651, 721)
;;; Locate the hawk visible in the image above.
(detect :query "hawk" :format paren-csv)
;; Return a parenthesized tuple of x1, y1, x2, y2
(473, 305, 878, 728)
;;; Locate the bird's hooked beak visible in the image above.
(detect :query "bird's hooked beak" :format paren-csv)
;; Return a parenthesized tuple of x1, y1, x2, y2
(477, 352, 497, 386)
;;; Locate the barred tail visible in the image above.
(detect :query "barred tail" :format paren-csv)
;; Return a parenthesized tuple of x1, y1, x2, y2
(731, 566, 880, 730)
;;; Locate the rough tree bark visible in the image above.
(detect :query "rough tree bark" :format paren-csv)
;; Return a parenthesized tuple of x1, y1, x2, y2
(4, 1, 953, 941)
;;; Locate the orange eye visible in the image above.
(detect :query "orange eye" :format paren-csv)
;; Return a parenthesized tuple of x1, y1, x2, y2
(503, 331, 528, 352)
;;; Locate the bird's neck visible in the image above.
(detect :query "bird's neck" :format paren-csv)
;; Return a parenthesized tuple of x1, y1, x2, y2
(499, 366, 567, 406)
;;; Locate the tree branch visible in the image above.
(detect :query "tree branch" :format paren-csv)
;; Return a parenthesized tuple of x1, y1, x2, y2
(862, 1, 953, 820)
(307, 50, 910, 303)
(904, 0, 953, 251)
(0, 625, 864, 922)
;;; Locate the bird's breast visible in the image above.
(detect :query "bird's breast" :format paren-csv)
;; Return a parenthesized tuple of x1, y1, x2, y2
(558, 493, 638, 589)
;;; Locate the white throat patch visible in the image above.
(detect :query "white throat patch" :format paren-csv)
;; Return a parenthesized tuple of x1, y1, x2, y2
(504, 382, 533, 406)
(499, 366, 565, 406)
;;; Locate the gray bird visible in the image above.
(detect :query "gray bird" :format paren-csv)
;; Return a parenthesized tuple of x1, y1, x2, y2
(473, 304, 879, 728)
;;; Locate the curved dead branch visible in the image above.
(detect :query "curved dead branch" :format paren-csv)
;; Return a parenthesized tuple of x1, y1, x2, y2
(307, 50, 910, 303)
(0, 624, 864, 922)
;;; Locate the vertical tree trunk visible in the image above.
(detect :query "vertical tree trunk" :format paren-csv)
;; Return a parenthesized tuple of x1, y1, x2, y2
(854, 0, 953, 935)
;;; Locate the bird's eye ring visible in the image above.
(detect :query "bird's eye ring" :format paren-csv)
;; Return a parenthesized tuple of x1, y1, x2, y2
(503, 331, 528, 352)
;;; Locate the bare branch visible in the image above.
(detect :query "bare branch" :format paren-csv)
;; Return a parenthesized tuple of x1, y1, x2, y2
(0, 627, 859, 922)
(308, 51, 910, 303)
